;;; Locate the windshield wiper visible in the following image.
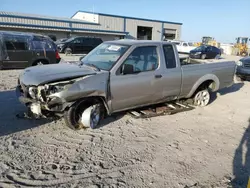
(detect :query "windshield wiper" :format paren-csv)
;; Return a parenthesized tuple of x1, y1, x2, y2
(84, 63, 101, 71)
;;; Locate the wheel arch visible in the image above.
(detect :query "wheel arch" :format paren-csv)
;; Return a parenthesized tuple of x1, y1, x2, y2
(66, 96, 110, 116)
(186, 74, 220, 98)
(32, 58, 50, 66)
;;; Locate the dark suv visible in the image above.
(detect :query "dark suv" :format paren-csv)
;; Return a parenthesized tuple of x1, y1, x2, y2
(57, 36, 103, 54)
(0, 31, 61, 69)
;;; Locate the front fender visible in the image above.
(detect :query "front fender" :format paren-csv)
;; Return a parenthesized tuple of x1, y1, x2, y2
(53, 73, 109, 103)
(186, 74, 220, 98)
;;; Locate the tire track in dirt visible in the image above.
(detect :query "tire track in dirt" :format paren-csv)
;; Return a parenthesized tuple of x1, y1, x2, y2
(5, 163, 140, 187)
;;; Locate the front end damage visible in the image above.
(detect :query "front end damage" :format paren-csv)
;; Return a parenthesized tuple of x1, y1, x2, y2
(16, 79, 76, 118)
(16, 72, 109, 119)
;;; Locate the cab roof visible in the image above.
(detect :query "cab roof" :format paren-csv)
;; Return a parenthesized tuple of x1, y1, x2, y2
(0, 30, 46, 38)
(104, 39, 173, 46)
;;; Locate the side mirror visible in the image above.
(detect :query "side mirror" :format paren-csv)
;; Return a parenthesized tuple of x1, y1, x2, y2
(122, 64, 134, 75)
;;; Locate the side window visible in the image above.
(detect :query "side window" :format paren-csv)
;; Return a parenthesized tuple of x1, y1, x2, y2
(73, 38, 81, 44)
(163, 45, 176, 69)
(207, 46, 213, 51)
(43, 39, 55, 51)
(122, 46, 159, 74)
(93, 38, 102, 46)
(183, 43, 188, 47)
(4, 35, 29, 51)
(32, 37, 55, 51)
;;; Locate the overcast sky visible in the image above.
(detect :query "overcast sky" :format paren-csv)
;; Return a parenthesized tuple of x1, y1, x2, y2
(1, 0, 249, 43)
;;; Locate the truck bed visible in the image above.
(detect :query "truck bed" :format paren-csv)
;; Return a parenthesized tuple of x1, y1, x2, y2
(180, 60, 236, 97)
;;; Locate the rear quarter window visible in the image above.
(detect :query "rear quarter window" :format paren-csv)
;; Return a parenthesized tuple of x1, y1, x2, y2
(32, 37, 56, 51)
(163, 44, 177, 69)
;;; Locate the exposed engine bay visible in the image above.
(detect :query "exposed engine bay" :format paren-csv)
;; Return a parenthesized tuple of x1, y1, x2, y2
(17, 78, 78, 117)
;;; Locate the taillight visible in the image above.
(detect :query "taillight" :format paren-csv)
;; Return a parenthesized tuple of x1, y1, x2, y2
(56, 50, 60, 59)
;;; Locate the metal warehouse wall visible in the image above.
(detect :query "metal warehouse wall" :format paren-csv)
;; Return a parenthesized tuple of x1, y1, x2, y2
(0, 27, 120, 41)
(0, 11, 182, 42)
(0, 27, 69, 38)
(0, 17, 70, 28)
(125, 19, 162, 40)
(71, 12, 124, 32)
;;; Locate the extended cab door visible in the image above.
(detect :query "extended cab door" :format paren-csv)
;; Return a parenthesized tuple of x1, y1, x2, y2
(158, 44, 182, 100)
(109, 45, 164, 112)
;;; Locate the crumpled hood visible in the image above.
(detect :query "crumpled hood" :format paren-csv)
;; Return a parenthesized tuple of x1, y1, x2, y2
(19, 62, 97, 86)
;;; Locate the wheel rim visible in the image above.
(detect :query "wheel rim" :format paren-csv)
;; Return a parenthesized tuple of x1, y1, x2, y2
(89, 105, 100, 129)
(194, 90, 210, 107)
(80, 104, 100, 129)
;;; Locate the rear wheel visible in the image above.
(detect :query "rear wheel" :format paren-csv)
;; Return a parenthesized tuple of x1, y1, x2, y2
(64, 100, 104, 130)
(193, 89, 210, 107)
(64, 48, 72, 55)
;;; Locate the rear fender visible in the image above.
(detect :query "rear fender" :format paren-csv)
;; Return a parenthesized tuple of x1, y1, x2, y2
(186, 74, 220, 98)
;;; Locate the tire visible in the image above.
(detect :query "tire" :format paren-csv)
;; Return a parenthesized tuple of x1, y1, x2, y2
(64, 100, 103, 130)
(64, 48, 72, 55)
(201, 54, 206, 60)
(215, 54, 221, 59)
(193, 89, 210, 107)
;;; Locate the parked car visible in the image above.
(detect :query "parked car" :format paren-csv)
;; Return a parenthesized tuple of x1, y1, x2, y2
(189, 45, 221, 59)
(57, 36, 103, 54)
(167, 40, 196, 54)
(0, 31, 61, 69)
(236, 56, 250, 80)
(16, 40, 236, 130)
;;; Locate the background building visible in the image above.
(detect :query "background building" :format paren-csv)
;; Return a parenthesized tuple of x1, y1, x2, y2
(0, 11, 182, 41)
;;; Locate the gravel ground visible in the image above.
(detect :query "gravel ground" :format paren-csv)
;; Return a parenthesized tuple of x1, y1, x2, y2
(0, 56, 249, 188)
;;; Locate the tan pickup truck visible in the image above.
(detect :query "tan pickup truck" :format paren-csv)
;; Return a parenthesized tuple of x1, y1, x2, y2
(16, 40, 236, 130)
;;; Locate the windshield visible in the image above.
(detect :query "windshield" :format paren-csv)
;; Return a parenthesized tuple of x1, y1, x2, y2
(236, 37, 248, 44)
(80, 43, 130, 71)
(188, 42, 194, 46)
(64, 37, 75, 43)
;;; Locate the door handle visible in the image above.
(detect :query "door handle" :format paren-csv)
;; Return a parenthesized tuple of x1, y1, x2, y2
(155, 74, 162, 79)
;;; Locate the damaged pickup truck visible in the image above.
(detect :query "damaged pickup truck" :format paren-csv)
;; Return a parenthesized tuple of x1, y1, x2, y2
(16, 40, 236, 130)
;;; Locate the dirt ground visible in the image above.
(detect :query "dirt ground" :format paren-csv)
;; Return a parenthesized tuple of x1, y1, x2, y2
(0, 57, 250, 188)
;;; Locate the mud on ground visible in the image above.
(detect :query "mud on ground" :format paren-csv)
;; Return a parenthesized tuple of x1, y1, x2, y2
(0, 68, 249, 188)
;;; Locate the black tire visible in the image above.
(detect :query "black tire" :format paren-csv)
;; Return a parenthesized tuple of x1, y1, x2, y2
(64, 48, 72, 55)
(64, 100, 103, 130)
(201, 54, 206, 60)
